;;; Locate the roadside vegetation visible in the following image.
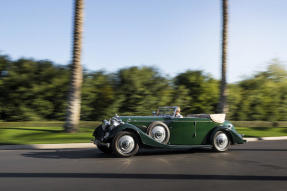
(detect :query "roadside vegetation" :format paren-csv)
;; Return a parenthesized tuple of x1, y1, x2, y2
(0, 122, 100, 145)
(1, 55, 287, 142)
(0, 121, 286, 145)
(236, 127, 287, 138)
(1, 55, 287, 122)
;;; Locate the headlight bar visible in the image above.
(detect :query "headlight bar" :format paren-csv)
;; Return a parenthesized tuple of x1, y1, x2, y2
(102, 115, 124, 131)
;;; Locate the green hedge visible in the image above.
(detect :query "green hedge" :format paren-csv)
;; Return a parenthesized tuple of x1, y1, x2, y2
(1, 121, 287, 129)
(0, 121, 101, 128)
(231, 121, 287, 128)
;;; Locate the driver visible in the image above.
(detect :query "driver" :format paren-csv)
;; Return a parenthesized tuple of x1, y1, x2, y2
(175, 107, 183, 118)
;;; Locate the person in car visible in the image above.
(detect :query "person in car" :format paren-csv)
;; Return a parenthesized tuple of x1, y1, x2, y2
(175, 107, 183, 118)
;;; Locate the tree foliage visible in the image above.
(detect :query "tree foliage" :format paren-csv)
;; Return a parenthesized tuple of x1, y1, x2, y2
(81, 72, 120, 120)
(229, 59, 287, 121)
(174, 71, 219, 115)
(116, 67, 173, 115)
(0, 56, 70, 121)
(1, 55, 287, 121)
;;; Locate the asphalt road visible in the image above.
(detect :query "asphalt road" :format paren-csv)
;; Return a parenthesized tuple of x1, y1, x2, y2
(0, 141, 287, 191)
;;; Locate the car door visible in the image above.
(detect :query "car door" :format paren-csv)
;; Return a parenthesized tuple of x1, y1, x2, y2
(167, 117, 197, 145)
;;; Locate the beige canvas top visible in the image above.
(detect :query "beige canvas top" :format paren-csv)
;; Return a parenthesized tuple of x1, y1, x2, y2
(187, 114, 226, 124)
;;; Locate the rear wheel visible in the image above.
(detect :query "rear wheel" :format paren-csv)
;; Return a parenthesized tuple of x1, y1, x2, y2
(112, 131, 139, 157)
(212, 131, 230, 152)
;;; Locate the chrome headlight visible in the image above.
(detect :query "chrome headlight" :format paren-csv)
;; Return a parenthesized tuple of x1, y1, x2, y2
(102, 115, 124, 131)
(102, 119, 110, 130)
(109, 115, 124, 130)
(226, 124, 233, 130)
(111, 119, 120, 127)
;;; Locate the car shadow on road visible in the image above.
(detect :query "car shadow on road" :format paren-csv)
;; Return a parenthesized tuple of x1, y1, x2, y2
(137, 147, 213, 156)
(231, 148, 287, 152)
(22, 148, 213, 159)
(22, 149, 114, 159)
(0, 172, 286, 181)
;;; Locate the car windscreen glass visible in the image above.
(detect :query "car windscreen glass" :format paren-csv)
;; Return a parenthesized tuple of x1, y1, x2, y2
(157, 107, 176, 117)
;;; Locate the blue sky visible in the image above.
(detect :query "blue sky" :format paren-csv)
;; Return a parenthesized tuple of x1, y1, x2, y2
(1, 0, 287, 83)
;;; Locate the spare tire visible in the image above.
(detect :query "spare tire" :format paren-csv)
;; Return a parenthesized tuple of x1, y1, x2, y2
(147, 121, 170, 144)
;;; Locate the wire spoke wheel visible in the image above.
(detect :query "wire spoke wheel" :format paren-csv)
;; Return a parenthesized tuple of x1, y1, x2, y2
(117, 135, 135, 154)
(112, 131, 139, 157)
(212, 131, 230, 152)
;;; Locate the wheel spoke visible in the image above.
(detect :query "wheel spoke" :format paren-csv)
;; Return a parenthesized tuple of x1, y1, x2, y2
(117, 135, 135, 154)
(214, 132, 229, 151)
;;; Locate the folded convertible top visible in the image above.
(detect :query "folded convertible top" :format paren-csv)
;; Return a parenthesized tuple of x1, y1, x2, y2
(187, 114, 226, 124)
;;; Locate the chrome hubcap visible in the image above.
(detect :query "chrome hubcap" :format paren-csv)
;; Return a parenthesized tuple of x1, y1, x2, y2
(151, 126, 166, 143)
(215, 133, 228, 150)
(118, 135, 135, 154)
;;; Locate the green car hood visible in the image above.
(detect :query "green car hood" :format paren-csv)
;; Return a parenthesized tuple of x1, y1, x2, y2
(121, 116, 169, 122)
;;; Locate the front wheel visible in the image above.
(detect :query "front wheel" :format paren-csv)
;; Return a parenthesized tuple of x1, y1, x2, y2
(212, 131, 230, 152)
(112, 131, 139, 157)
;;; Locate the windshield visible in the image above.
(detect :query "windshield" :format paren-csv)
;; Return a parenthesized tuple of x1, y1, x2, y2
(157, 107, 177, 117)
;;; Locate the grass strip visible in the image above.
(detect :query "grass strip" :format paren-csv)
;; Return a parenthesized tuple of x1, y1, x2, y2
(0, 122, 100, 145)
(236, 127, 287, 137)
(0, 122, 286, 145)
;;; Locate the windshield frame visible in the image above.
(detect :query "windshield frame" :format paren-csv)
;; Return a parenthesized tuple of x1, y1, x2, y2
(156, 106, 177, 117)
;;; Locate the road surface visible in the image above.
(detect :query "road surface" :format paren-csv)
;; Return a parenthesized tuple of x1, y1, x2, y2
(0, 140, 287, 191)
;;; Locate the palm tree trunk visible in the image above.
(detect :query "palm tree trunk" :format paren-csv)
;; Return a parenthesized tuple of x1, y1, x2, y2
(217, 0, 228, 114)
(64, 0, 84, 132)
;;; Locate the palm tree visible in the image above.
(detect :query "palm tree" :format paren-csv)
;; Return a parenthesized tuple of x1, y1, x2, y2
(217, 0, 228, 114)
(64, 0, 84, 132)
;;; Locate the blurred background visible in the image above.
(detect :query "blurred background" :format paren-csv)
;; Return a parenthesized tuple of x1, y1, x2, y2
(0, 0, 287, 143)
(1, 57, 287, 121)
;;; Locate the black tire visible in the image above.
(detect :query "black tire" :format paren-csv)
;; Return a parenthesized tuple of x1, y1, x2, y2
(212, 131, 230, 152)
(112, 131, 139, 157)
(146, 121, 170, 144)
(97, 144, 112, 154)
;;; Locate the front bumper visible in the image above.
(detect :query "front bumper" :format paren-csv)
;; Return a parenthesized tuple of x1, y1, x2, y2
(94, 139, 110, 147)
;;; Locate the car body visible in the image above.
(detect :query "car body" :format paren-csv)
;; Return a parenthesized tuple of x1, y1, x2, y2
(93, 106, 246, 157)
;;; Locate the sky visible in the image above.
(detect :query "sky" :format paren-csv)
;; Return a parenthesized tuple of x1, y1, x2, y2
(0, 0, 287, 83)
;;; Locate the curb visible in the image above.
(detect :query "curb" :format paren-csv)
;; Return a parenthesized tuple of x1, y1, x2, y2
(0, 143, 96, 150)
(0, 137, 287, 150)
(244, 136, 287, 142)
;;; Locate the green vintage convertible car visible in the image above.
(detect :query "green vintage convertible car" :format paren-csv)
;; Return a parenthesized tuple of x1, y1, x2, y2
(93, 106, 245, 157)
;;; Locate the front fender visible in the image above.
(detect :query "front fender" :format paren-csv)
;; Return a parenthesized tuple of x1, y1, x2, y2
(210, 126, 245, 145)
(109, 123, 169, 148)
(93, 124, 105, 142)
(108, 123, 141, 138)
